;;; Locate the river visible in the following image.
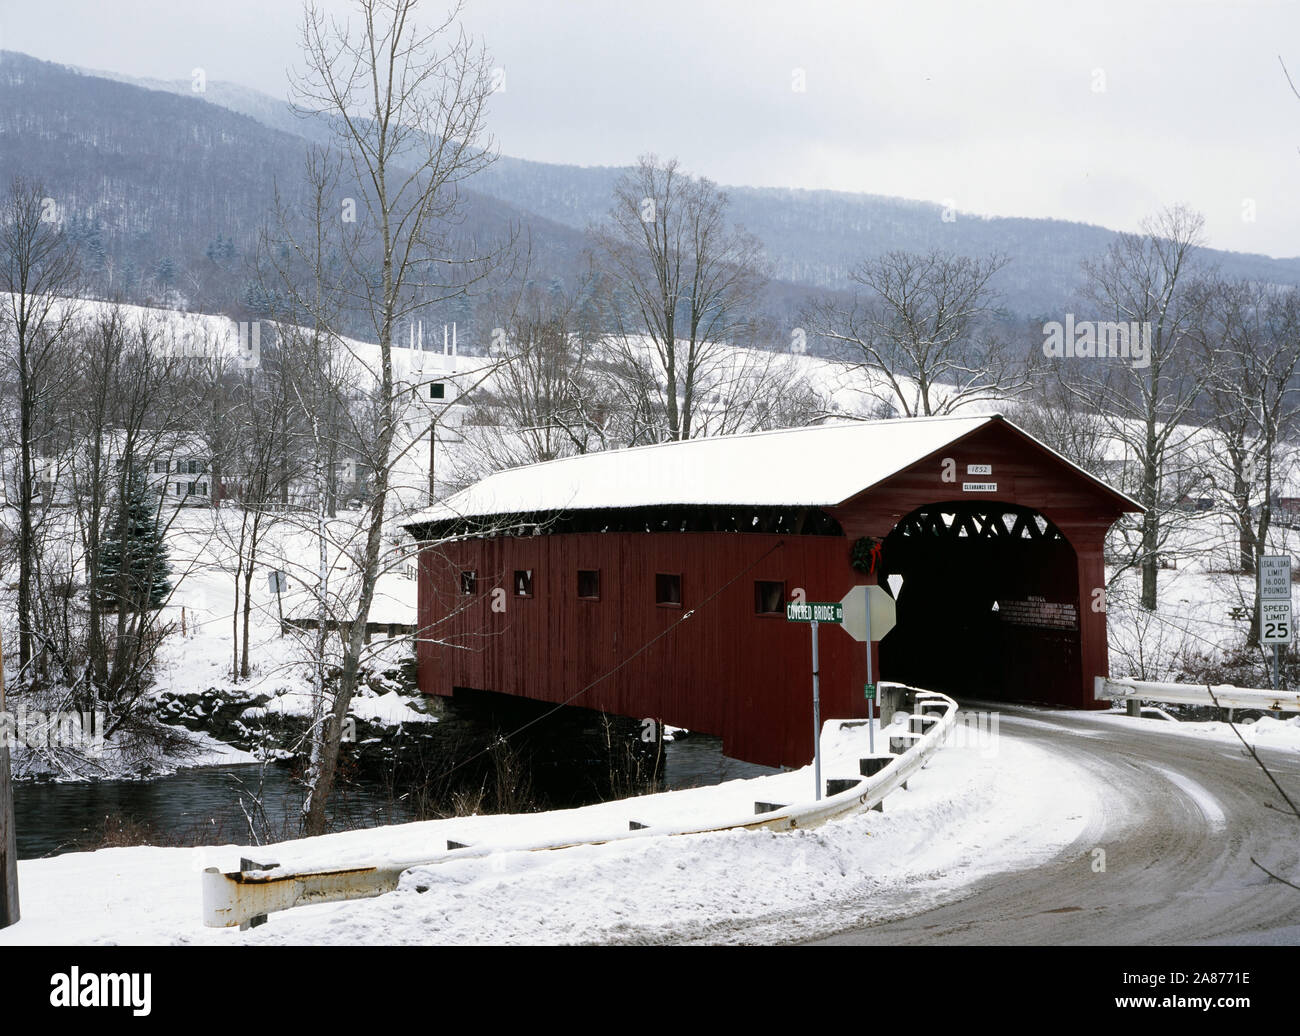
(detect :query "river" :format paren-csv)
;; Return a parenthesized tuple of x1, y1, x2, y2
(13, 733, 778, 859)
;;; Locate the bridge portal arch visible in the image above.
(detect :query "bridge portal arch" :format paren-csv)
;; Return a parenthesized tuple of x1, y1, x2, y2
(877, 500, 1082, 705)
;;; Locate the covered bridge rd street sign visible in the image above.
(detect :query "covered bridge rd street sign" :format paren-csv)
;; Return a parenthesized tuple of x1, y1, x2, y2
(785, 602, 843, 623)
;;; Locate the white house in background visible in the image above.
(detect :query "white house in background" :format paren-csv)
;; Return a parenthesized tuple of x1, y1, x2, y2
(146, 449, 211, 505)
(1, 430, 214, 509)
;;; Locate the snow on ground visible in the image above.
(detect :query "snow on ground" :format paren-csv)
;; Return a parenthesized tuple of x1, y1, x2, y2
(345, 690, 437, 726)
(0, 712, 1094, 945)
(1072, 708, 1300, 753)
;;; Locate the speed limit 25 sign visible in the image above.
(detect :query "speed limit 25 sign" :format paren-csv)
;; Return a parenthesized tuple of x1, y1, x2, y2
(1261, 600, 1293, 645)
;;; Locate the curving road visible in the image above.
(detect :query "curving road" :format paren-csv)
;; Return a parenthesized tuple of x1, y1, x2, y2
(809, 702, 1300, 945)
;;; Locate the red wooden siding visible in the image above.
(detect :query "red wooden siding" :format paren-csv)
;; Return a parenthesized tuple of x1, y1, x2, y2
(418, 531, 867, 768)
(414, 418, 1137, 768)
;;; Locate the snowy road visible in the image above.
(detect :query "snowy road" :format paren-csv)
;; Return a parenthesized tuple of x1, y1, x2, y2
(810, 704, 1300, 946)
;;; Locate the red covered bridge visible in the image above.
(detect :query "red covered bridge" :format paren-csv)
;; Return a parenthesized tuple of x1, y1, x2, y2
(405, 414, 1141, 769)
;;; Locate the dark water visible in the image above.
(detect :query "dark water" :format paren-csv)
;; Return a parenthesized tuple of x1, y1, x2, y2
(13, 734, 780, 859)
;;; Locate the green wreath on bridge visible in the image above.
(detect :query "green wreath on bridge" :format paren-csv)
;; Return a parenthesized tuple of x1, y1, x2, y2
(850, 536, 882, 576)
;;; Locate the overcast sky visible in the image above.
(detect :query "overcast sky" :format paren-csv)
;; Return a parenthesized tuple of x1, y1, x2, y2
(3, 0, 1298, 257)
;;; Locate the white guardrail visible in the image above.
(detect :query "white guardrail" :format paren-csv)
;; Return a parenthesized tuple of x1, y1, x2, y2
(202, 685, 959, 929)
(1095, 675, 1300, 713)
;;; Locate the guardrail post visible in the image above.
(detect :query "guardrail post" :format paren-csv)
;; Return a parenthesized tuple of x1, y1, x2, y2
(239, 858, 278, 930)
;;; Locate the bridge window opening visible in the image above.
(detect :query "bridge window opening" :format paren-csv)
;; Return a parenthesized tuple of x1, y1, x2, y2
(656, 573, 682, 607)
(754, 580, 785, 615)
(514, 570, 534, 597)
(577, 569, 600, 600)
(460, 570, 477, 595)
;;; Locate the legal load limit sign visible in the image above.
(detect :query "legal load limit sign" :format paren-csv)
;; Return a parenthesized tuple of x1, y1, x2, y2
(1260, 555, 1291, 600)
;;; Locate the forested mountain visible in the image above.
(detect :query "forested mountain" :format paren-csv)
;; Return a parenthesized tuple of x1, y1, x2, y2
(0, 51, 589, 331)
(6, 49, 1300, 329)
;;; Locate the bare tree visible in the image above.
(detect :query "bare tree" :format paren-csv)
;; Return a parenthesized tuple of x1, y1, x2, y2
(257, 149, 369, 785)
(0, 178, 81, 682)
(1008, 380, 1115, 482)
(1191, 277, 1300, 641)
(1075, 205, 1209, 611)
(805, 248, 1020, 417)
(464, 276, 616, 468)
(589, 154, 770, 443)
(686, 339, 830, 437)
(289, 0, 502, 834)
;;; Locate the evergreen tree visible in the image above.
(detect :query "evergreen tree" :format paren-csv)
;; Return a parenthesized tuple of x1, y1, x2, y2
(95, 472, 172, 613)
(153, 256, 176, 288)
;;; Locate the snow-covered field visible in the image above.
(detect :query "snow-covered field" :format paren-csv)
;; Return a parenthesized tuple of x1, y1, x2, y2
(0, 717, 1092, 945)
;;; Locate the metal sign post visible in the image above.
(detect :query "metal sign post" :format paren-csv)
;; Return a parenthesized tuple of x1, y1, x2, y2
(865, 682, 876, 753)
(0, 626, 18, 929)
(864, 589, 874, 754)
(1260, 555, 1292, 690)
(810, 619, 821, 801)
(787, 602, 844, 800)
(839, 585, 898, 755)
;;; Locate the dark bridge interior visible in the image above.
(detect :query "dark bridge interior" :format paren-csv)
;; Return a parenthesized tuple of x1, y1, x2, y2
(878, 502, 1081, 705)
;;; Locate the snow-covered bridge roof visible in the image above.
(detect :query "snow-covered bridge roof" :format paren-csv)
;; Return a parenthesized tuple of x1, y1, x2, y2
(407, 413, 1140, 528)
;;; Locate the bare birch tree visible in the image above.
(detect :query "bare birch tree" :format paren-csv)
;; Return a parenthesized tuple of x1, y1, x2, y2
(289, 0, 501, 834)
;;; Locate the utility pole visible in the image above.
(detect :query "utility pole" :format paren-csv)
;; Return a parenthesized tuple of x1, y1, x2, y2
(1, 625, 20, 928)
